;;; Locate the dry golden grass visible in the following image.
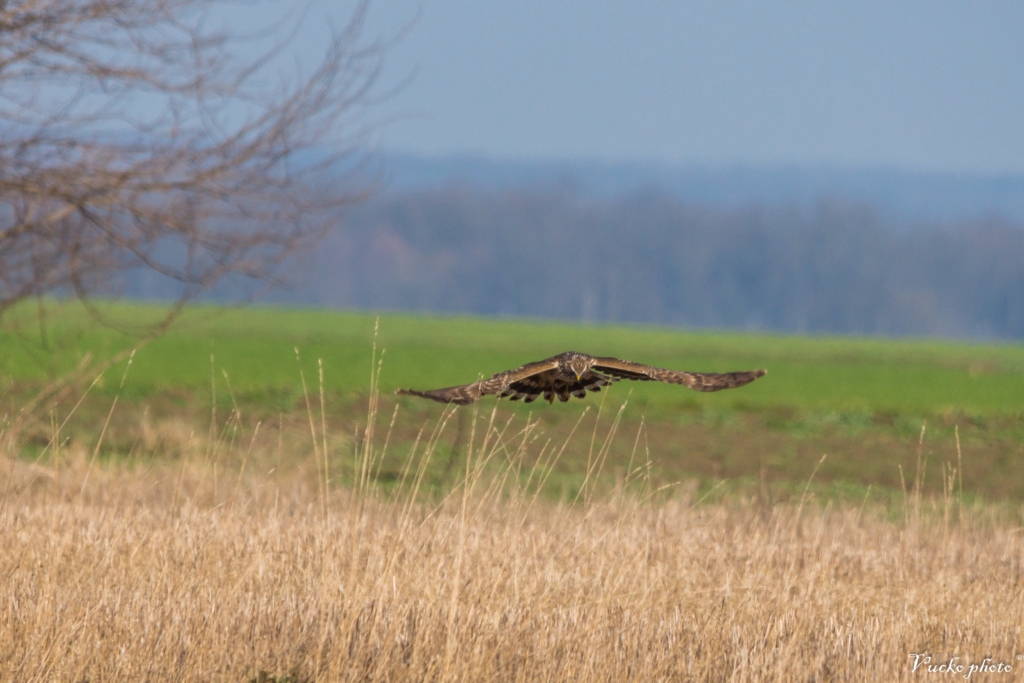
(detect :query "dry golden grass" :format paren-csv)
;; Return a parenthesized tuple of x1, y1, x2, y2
(3, 402, 1024, 683)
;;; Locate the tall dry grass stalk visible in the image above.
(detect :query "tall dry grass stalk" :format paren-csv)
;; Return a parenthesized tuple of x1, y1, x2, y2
(2, 355, 1023, 682)
(2, 425, 1023, 681)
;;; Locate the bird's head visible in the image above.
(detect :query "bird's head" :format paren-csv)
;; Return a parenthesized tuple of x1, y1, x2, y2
(568, 355, 590, 381)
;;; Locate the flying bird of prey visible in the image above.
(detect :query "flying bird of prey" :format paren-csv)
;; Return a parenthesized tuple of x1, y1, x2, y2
(395, 351, 766, 405)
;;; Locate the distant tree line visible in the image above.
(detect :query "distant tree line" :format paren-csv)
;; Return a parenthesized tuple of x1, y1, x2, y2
(132, 185, 1024, 340)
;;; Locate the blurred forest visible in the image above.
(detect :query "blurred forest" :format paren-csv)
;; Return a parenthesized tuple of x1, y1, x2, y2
(121, 160, 1024, 341)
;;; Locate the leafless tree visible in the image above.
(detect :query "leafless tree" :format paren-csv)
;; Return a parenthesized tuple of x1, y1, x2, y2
(0, 0, 381, 331)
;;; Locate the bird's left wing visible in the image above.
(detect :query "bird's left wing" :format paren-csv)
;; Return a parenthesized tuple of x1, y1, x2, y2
(591, 357, 766, 392)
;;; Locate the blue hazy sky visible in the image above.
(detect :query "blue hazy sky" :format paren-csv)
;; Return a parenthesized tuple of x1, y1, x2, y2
(294, 1, 1024, 174)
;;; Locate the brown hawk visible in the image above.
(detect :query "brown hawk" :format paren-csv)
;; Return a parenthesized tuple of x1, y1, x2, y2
(395, 351, 766, 405)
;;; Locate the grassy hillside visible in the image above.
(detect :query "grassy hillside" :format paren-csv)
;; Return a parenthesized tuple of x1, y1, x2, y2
(2, 300, 1023, 500)
(3, 300, 1023, 412)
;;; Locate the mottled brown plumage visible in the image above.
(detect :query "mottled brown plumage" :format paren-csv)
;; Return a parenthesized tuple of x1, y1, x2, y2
(395, 351, 766, 405)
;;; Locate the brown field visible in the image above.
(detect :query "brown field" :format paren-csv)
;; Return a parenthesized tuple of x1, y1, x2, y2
(2, 402, 1023, 683)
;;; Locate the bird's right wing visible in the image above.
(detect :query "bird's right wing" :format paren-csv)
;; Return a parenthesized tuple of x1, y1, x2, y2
(396, 358, 561, 405)
(395, 383, 486, 405)
(479, 358, 560, 393)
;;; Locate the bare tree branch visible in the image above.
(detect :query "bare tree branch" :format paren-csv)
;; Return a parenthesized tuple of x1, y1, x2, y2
(0, 0, 381, 330)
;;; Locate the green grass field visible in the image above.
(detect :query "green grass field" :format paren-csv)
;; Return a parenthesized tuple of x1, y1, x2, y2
(4, 300, 1023, 412)
(3, 300, 1024, 501)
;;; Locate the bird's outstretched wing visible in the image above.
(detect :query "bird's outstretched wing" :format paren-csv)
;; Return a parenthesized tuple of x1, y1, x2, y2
(591, 357, 766, 392)
(396, 358, 561, 405)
